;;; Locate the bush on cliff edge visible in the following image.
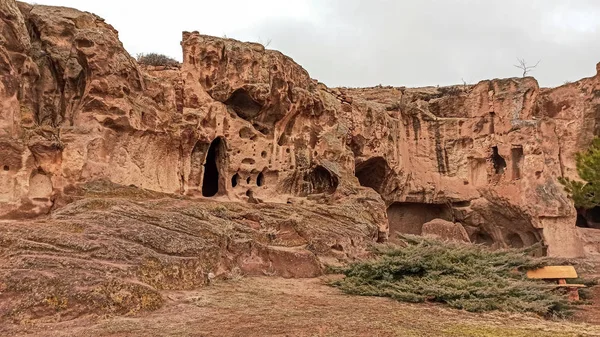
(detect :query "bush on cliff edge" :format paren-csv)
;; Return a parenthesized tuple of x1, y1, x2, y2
(136, 53, 179, 67)
(329, 235, 574, 317)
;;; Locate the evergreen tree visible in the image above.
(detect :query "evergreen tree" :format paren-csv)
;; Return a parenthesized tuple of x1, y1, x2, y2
(559, 137, 600, 209)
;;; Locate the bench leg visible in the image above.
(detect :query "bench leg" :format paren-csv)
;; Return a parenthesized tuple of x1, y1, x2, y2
(567, 288, 580, 302)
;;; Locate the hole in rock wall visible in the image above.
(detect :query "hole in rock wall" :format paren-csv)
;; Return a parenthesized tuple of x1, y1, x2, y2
(491, 146, 506, 174)
(386, 202, 453, 236)
(231, 173, 240, 188)
(2, 165, 8, 171)
(224, 89, 262, 120)
(511, 146, 524, 180)
(522, 231, 540, 246)
(305, 166, 339, 195)
(576, 212, 589, 228)
(355, 157, 389, 194)
(577, 207, 600, 229)
(202, 137, 226, 197)
(257, 172, 265, 187)
(471, 231, 494, 246)
(506, 233, 524, 248)
(489, 111, 495, 134)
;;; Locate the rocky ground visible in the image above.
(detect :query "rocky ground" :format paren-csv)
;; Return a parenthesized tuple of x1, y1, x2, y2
(2, 276, 600, 337)
(0, 182, 598, 336)
(0, 181, 381, 324)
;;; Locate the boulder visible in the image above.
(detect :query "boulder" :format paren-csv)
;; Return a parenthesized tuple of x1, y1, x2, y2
(421, 219, 471, 243)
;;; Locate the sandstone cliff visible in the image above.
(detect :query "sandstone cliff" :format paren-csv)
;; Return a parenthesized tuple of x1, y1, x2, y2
(1, 0, 599, 322)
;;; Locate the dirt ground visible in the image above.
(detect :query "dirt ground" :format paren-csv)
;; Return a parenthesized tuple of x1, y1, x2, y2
(2, 276, 599, 337)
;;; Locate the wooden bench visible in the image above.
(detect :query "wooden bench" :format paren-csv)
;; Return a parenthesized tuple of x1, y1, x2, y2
(526, 266, 586, 301)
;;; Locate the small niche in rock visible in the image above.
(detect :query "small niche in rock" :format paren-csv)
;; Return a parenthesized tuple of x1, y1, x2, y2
(224, 89, 262, 120)
(452, 201, 471, 208)
(239, 127, 256, 140)
(331, 244, 344, 251)
(242, 158, 256, 165)
(2, 165, 8, 171)
(491, 146, 506, 174)
(246, 176, 252, 184)
(261, 151, 268, 158)
(506, 233, 524, 248)
(511, 146, 524, 180)
(472, 231, 494, 246)
(257, 172, 265, 187)
(231, 173, 240, 188)
(246, 189, 253, 197)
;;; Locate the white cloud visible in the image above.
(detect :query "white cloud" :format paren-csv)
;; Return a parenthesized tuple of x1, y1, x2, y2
(26, 0, 600, 87)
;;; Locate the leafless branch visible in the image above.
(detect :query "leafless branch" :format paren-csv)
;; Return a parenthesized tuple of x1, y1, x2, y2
(258, 36, 272, 48)
(513, 58, 541, 77)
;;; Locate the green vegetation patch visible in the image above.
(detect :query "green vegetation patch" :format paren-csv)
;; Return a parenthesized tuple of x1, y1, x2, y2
(329, 236, 575, 317)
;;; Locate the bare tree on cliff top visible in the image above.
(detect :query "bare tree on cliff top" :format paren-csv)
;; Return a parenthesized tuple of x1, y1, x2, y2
(514, 58, 541, 77)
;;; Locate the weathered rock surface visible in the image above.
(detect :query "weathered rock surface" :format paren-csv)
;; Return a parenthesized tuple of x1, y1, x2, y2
(1, 0, 600, 322)
(421, 218, 471, 243)
(0, 180, 379, 322)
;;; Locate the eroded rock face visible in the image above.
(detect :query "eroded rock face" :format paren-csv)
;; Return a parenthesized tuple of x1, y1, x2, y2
(0, 0, 598, 276)
(3, 0, 600, 323)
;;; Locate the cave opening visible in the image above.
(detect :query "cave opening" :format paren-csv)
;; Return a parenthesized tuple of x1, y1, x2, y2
(306, 165, 339, 195)
(355, 157, 389, 194)
(202, 137, 225, 197)
(224, 89, 262, 120)
(257, 171, 265, 187)
(231, 173, 240, 188)
(491, 146, 506, 174)
(576, 207, 600, 229)
(472, 231, 494, 246)
(506, 233, 524, 248)
(511, 146, 524, 180)
(386, 202, 453, 237)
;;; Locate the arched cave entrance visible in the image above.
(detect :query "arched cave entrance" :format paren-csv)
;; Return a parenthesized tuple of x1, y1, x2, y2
(355, 157, 389, 194)
(491, 146, 506, 174)
(506, 233, 524, 248)
(576, 207, 600, 229)
(471, 231, 494, 246)
(202, 137, 227, 197)
(306, 165, 338, 195)
(386, 202, 453, 237)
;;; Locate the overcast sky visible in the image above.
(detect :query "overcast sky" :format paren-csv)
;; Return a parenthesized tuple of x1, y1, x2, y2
(30, 0, 600, 88)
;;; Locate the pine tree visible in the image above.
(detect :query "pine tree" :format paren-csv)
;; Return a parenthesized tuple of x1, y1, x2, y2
(559, 137, 600, 209)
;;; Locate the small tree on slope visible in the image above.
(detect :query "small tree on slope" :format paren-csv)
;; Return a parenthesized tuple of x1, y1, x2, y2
(559, 137, 600, 209)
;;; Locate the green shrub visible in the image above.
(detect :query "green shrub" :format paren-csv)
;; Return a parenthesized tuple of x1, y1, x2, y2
(136, 53, 179, 67)
(559, 137, 600, 209)
(329, 235, 575, 317)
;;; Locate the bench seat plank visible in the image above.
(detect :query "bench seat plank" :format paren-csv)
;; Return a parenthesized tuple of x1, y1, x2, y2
(526, 266, 578, 279)
(555, 284, 586, 288)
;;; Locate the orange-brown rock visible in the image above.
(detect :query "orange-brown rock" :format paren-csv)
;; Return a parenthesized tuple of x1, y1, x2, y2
(1, 0, 600, 322)
(421, 218, 471, 243)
